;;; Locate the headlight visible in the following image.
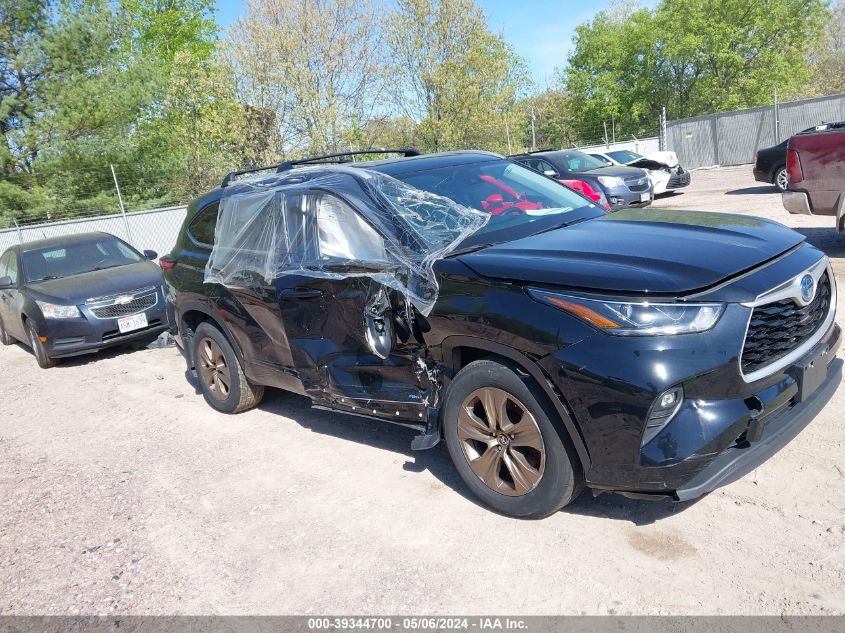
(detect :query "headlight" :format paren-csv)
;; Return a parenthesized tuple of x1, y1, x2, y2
(528, 290, 724, 335)
(36, 300, 82, 319)
(596, 175, 624, 188)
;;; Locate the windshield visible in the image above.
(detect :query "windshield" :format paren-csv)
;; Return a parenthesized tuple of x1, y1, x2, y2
(608, 150, 642, 163)
(546, 151, 609, 172)
(393, 160, 597, 238)
(23, 236, 143, 282)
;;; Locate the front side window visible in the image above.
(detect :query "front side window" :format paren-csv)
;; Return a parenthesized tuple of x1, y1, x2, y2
(22, 236, 143, 283)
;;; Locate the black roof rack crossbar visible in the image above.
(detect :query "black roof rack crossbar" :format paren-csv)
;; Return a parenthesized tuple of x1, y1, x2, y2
(221, 148, 421, 188)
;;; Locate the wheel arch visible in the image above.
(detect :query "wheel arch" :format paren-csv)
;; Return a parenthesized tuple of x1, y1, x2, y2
(178, 302, 246, 369)
(440, 335, 591, 472)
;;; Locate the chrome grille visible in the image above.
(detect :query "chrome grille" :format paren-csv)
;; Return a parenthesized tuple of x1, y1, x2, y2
(625, 176, 650, 192)
(87, 289, 157, 319)
(741, 272, 832, 374)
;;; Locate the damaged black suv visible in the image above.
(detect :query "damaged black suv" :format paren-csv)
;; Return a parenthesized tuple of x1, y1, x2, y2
(162, 149, 841, 518)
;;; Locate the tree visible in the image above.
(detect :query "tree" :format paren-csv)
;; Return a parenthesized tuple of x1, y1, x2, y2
(384, 0, 531, 153)
(229, 0, 386, 158)
(0, 0, 227, 227)
(808, 0, 845, 95)
(562, 0, 829, 135)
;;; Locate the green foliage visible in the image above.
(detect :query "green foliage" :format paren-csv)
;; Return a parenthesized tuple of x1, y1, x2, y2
(385, 0, 531, 153)
(807, 0, 845, 96)
(562, 0, 829, 136)
(0, 0, 222, 228)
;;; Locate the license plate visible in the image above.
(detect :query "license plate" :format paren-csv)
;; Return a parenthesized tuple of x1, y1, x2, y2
(640, 193, 651, 202)
(117, 312, 148, 334)
(795, 346, 829, 403)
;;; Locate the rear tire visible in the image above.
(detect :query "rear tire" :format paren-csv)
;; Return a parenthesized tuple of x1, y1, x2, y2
(774, 166, 788, 191)
(193, 321, 264, 413)
(0, 317, 14, 346)
(25, 320, 56, 369)
(442, 359, 583, 519)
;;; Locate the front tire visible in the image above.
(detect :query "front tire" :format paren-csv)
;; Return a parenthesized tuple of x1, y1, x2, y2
(442, 359, 583, 519)
(774, 166, 788, 191)
(193, 322, 264, 413)
(25, 320, 56, 369)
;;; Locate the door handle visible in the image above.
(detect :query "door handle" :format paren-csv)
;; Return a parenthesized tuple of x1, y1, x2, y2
(280, 287, 323, 299)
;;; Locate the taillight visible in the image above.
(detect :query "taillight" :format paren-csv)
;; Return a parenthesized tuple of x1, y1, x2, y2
(786, 148, 803, 183)
(159, 257, 176, 270)
(754, 151, 759, 164)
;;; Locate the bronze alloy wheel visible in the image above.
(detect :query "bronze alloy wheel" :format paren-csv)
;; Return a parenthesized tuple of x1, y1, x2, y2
(457, 387, 546, 496)
(197, 336, 232, 401)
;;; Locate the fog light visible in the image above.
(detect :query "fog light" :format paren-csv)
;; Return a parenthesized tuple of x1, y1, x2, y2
(642, 386, 684, 446)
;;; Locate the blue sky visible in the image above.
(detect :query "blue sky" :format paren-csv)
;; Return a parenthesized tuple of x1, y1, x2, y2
(212, 0, 647, 85)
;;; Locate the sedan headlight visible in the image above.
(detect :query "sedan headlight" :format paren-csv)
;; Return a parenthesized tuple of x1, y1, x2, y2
(36, 300, 82, 319)
(528, 290, 724, 335)
(596, 175, 624, 188)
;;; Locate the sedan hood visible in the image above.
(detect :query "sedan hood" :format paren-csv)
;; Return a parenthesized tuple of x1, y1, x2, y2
(458, 209, 804, 296)
(26, 261, 162, 304)
(582, 165, 646, 178)
(627, 150, 680, 170)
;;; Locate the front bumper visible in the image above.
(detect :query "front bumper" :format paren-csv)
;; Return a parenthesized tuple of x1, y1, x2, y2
(675, 355, 842, 500)
(606, 187, 653, 208)
(38, 293, 169, 359)
(540, 288, 841, 500)
(666, 169, 691, 190)
(783, 190, 812, 215)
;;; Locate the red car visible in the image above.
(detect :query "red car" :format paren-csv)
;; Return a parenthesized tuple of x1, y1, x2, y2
(782, 122, 845, 230)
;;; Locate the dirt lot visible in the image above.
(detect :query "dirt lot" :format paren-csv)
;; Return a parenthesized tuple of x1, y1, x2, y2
(1, 165, 844, 616)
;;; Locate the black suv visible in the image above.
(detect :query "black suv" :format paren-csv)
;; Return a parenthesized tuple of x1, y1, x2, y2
(162, 150, 841, 518)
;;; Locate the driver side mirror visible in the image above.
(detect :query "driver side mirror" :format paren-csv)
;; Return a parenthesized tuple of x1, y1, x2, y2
(0, 275, 12, 289)
(543, 169, 560, 178)
(143, 250, 158, 260)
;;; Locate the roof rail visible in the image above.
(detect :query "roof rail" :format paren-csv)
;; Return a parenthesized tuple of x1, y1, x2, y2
(506, 148, 559, 158)
(220, 148, 422, 188)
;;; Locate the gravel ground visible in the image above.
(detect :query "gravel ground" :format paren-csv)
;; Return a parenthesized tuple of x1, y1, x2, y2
(1, 165, 844, 615)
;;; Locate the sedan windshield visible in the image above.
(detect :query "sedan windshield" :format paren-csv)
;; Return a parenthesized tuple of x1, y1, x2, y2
(608, 150, 642, 163)
(23, 236, 143, 283)
(546, 151, 610, 173)
(394, 160, 599, 239)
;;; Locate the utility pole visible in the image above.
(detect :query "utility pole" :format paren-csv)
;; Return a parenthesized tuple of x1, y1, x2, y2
(774, 88, 780, 142)
(660, 106, 667, 151)
(530, 107, 537, 151)
(611, 115, 616, 145)
(111, 164, 134, 246)
(603, 121, 609, 147)
(12, 218, 23, 244)
(505, 121, 512, 155)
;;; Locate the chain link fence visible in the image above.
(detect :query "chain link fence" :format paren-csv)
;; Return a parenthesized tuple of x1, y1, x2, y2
(0, 205, 187, 259)
(666, 92, 845, 170)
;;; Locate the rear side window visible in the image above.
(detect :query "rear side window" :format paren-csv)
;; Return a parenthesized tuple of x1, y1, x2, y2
(188, 202, 219, 246)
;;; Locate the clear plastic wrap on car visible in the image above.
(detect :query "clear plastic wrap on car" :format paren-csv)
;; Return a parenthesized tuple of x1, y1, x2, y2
(204, 166, 488, 315)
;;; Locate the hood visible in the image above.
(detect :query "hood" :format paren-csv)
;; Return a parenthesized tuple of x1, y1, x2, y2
(458, 208, 804, 296)
(581, 165, 646, 178)
(26, 261, 162, 304)
(627, 150, 679, 169)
